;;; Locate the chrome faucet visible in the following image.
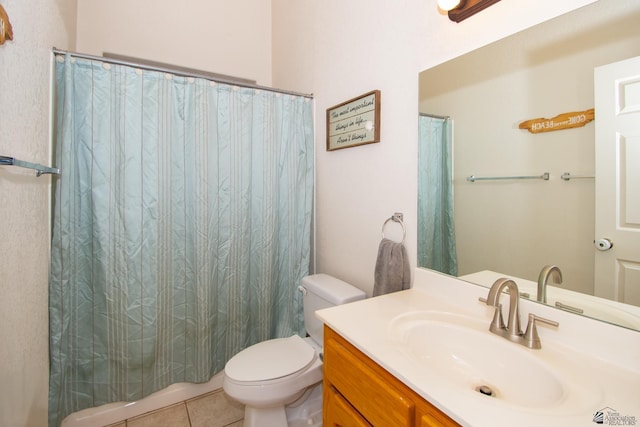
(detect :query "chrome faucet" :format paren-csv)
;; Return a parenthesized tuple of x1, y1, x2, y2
(537, 265, 563, 303)
(480, 278, 559, 349)
(485, 278, 522, 341)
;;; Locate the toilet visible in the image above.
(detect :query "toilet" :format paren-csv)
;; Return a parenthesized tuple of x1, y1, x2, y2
(223, 274, 366, 427)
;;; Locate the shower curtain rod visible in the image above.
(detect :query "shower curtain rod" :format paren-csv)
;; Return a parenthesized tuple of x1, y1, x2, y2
(52, 48, 313, 99)
(420, 112, 450, 120)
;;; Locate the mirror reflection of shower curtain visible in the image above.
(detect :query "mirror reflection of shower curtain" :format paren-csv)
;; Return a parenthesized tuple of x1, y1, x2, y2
(418, 115, 458, 276)
(48, 54, 314, 427)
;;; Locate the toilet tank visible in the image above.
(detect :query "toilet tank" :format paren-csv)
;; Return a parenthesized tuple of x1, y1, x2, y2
(301, 274, 366, 346)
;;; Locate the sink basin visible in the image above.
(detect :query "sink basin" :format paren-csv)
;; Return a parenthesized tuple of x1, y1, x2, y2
(388, 311, 567, 408)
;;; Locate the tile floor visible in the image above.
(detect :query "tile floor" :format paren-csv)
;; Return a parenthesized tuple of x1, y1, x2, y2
(105, 389, 244, 427)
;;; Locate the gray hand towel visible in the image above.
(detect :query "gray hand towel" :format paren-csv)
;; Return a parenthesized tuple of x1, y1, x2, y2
(373, 238, 411, 296)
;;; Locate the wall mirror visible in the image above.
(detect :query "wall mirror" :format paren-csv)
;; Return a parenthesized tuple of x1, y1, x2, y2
(418, 0, 640, 331)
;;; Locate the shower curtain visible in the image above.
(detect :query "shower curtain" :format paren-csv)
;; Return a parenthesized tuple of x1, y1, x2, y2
(48, 54, 314, 427)
(418, 115, 457, 276)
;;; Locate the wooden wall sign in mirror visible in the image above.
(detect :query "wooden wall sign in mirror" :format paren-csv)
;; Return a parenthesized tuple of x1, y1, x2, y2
(519, 108, 595, 134)
(326, 90, 380, 151)
(0, 4, 14, 45)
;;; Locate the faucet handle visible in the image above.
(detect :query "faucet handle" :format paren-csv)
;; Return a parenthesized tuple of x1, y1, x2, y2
(490, 303, 506, 332)
(478, 296, 506, 332)
(523, 314, 559, 349)
(478, 297, 507, 331)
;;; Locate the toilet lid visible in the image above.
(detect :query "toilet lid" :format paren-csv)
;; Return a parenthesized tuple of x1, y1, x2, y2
(225, 335, 317, 382)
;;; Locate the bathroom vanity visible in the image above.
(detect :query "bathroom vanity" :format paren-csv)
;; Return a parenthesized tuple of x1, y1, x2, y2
(324, 325, 456, 426)
(317, 268, 640, 427)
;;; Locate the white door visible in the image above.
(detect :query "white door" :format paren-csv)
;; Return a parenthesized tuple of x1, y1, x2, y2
(594, 56, 640, 306)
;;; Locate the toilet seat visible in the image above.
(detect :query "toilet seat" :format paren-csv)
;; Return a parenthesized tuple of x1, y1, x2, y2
(225, 335, 317, 384)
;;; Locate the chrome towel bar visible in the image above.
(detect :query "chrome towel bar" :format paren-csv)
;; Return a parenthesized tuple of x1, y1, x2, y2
(561, 172, 595, 181)
(0, 155, 60, 176)
(466, 172, 549, 183)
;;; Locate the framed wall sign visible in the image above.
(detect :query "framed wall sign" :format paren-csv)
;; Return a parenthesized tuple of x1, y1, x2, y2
(326, 90, 380, 151)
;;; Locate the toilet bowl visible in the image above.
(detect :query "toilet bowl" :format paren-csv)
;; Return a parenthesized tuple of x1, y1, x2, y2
(222, 274, 365, 427)
(224, 336, 323, 426)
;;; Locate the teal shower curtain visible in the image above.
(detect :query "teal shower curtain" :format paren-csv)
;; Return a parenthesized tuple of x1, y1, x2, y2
(418, 115, 457, 276)
(49, 54, 314, 426)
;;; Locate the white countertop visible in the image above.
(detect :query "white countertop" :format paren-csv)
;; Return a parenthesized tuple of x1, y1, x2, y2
(316, 268, 640, 427)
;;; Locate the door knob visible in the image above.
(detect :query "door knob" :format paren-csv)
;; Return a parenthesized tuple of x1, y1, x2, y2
(595, 238, 613, 251)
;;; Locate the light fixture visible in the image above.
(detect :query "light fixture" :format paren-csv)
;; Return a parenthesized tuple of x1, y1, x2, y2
(441, 0, 501, 23)
(437, 0, 463, 12)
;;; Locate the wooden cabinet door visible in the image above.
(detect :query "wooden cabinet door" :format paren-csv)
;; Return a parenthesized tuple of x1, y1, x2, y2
(324, 328, 414, 426)
(324, 326, 460, 427)
(418, 407, 458, 427)
(324, 386, 372, 427)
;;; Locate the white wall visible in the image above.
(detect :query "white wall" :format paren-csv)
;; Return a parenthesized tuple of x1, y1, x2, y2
(272, 0, 597, 295)
(0, 0, 76, 425)
(76, 0, 273, 85)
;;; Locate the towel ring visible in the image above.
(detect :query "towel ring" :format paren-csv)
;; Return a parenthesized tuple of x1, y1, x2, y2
(381, 213, 406, 245)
